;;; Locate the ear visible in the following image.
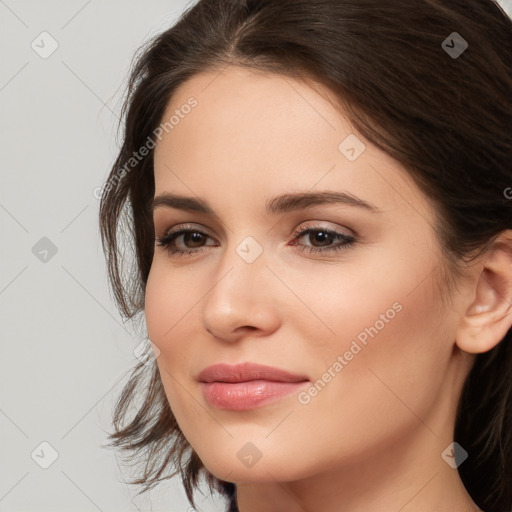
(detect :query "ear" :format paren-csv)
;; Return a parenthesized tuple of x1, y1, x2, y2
(456, 231, 512, 354)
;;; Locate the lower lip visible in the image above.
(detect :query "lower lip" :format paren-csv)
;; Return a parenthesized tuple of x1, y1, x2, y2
(200, 380, 309, 411)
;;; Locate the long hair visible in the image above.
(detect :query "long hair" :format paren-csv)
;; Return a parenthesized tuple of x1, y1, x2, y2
(98, 1, 512, 510)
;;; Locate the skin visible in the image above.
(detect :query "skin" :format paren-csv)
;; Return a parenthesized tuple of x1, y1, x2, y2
(144, 65, 512, 512)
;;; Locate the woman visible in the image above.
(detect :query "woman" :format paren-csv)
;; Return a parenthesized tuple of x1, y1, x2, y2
(98, 1, 512, 511)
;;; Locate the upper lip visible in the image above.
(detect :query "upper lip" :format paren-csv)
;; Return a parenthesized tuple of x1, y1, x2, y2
(198, 362, 309, 383)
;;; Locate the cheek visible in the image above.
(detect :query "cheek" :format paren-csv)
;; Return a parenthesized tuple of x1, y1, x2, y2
(144, 265, 171, 343)
(144, 264, 195, 383)
(144, 264, 200, 424)
(279, 250, 448, 442)
(293, 266, 447, 450)
(314, 254, 446, 398)
(144, 262, 194, 346)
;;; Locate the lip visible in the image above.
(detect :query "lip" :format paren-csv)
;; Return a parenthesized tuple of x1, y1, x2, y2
(198, 362, 310, 411)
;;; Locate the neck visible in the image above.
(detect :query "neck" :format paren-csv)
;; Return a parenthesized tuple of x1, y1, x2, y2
(235, 425, 481, 512)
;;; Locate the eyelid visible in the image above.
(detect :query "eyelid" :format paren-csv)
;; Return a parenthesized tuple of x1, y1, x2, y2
(158, 222, 216, 239)
(157, 220, 353, 242)
(155, 220, 357, 261)
(291, 220, 354, 239)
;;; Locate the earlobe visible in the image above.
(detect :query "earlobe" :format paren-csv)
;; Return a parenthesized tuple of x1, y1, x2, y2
(456, 232, 512, 354)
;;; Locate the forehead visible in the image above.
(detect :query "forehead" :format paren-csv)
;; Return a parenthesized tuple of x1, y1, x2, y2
(154, 65, 348, 165)
(152, 65, 433, 222)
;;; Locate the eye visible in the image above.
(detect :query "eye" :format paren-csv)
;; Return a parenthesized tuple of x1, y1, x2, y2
(155, 224, 217, 256)
(289, 222, 356, 255)
(155, 222, 356, 257)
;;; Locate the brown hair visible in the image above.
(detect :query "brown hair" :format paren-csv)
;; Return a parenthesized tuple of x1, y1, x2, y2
(98, 1, 512, 511)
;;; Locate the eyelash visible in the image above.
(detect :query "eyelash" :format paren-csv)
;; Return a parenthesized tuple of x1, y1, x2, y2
(155, 223, 356, 257)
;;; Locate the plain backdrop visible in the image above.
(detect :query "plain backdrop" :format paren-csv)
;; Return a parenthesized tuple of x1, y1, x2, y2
(1, 1, 511, 511)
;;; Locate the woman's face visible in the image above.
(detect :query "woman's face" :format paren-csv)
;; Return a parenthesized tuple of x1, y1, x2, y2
(145, 65, 472, 484)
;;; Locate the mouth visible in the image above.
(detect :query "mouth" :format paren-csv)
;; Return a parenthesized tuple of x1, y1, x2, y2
(197, 362, 310, 411)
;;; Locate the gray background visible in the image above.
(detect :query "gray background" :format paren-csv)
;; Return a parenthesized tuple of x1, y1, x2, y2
(1, 1, 511, 511)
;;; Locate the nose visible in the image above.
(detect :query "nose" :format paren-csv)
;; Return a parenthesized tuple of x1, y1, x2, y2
(201, 246, 281, 343)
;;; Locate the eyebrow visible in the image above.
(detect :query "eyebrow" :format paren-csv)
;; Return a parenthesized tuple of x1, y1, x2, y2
(151, 191, 382, 217)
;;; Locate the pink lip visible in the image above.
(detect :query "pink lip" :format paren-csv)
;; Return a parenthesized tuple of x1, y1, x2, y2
(198, 362, 310, 411)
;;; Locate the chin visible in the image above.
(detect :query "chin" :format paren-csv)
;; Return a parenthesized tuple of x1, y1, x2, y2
(197, 445, 317, 485)
(203, 460, 295, 484)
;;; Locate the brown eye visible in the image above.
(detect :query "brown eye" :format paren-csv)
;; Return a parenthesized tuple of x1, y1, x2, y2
(156, 226, 218, 256)
(291, 225, 356, 255)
